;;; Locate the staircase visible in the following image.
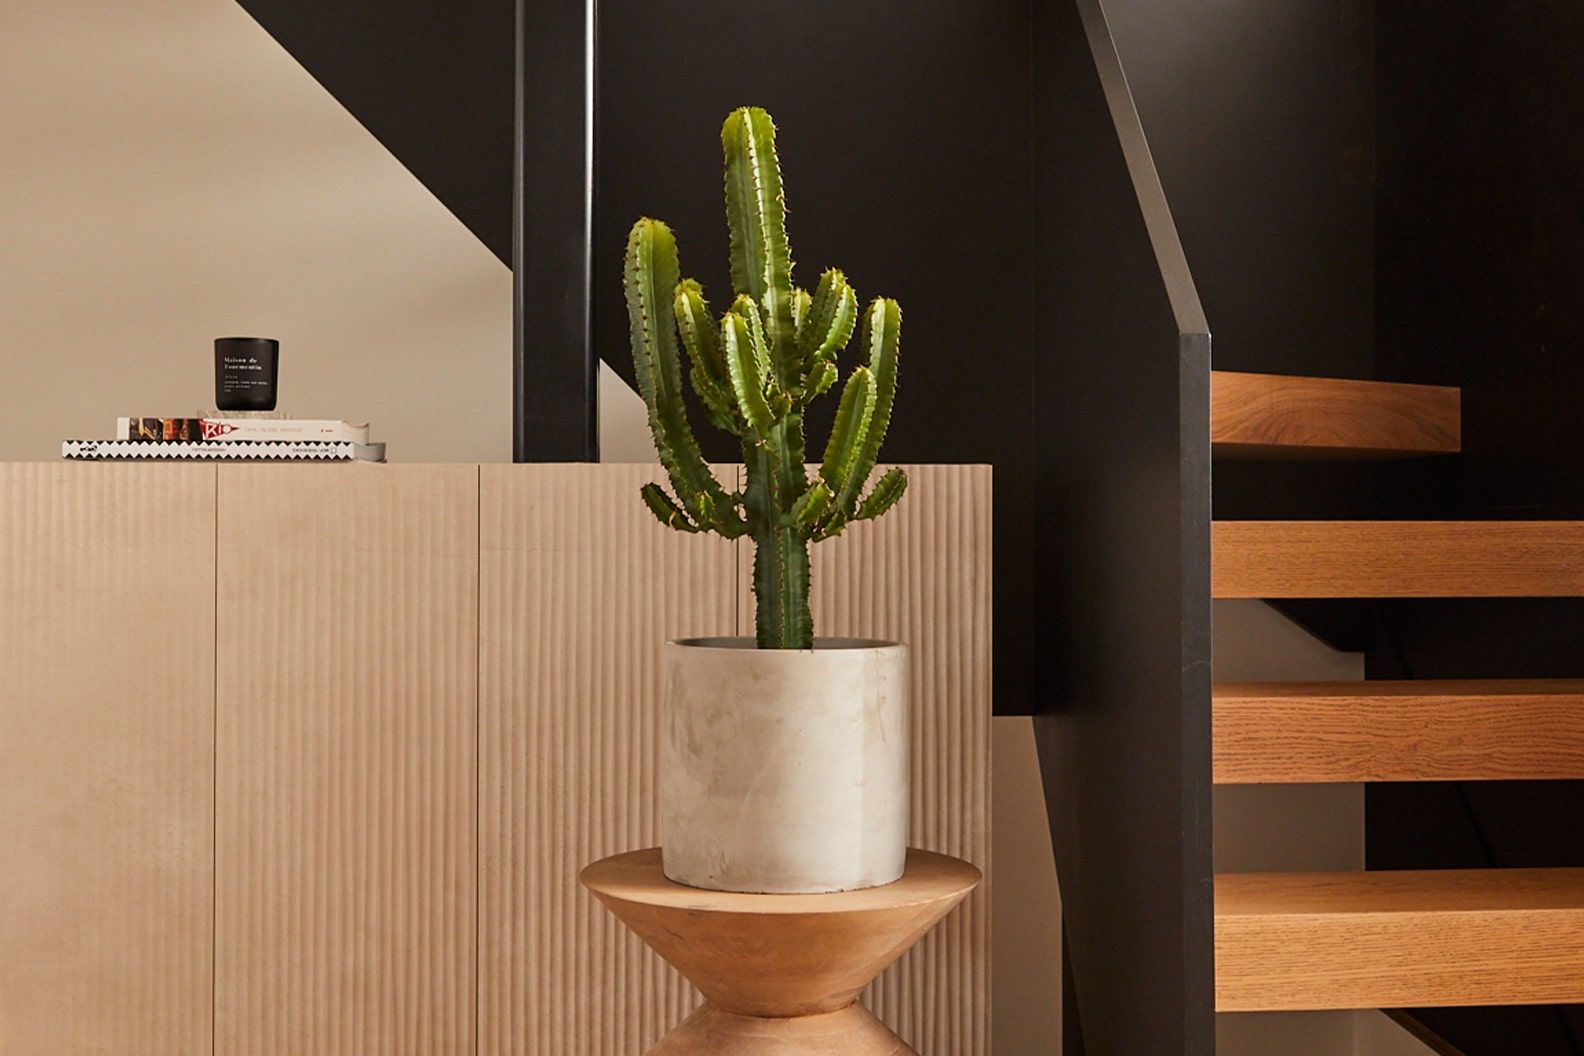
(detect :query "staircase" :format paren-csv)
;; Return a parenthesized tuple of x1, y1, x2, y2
(1210, 371, 1584, 1019)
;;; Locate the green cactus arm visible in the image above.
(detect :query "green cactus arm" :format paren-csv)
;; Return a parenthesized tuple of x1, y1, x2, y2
(855, 467, 908, 520)
(677, 283, 740, 434)
(791, 480, 832, 530)
(675, 280, 728, 388)
(722, 311, 777, 435)
(681, 476, 750, 539)
(623, 218, 734, 526)
(791, 287, 812, 335)
(834, 298, 901, 514)
(689, 365, 739, 434)
(639, 482, 703, 532)
(798, 269, 858, 368)
(802, 360, 837, 403)
(722, 107, 799, 388)
(819, 365, 876, 495)
(731, 294, 774, 382)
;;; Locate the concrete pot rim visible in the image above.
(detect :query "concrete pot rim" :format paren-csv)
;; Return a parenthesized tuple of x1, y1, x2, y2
(670, 636, 904, 654)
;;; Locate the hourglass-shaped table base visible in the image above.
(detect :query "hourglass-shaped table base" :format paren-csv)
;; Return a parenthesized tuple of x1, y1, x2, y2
(581, 848, 981, 1055)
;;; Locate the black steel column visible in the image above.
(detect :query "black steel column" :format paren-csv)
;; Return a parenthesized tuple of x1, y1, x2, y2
(514, 0, 599, 461)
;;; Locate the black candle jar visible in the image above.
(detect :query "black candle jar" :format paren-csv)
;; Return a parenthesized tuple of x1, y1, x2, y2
(214, 337, 280, 412)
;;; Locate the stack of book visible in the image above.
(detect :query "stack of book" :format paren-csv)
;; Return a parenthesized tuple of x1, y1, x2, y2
(63, 415, 385, 462)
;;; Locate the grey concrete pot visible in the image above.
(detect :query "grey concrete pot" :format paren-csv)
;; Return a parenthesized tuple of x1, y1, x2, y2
(659, 637, 910, 893)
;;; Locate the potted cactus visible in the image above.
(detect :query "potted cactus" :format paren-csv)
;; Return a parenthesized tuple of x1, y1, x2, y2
(626, 106, 909, 894)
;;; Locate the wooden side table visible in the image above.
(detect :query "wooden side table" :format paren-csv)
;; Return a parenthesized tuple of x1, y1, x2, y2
(581, 847, 981, 1054)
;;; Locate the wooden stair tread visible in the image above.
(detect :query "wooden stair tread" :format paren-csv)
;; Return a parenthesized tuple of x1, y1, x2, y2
(1216, 868, 1584, 1011)
(1213, 520, 1584, 597)
(1211, 370, 1460, 459)
(1214, 679, 1584, 783)
(1219, 867, 1584, 914)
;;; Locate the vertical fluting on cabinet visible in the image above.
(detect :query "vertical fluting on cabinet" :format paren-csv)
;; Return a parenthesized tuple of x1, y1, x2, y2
(214, 464, 478, 1055)
(738, 464, 995, 1054)
(476, 464, 737, 1055)
(0, 463, 216, 1055)
(1, 461, 989, 1053)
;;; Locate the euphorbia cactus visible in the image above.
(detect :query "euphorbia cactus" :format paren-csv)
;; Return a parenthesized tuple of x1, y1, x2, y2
(626, 106, 906, 649)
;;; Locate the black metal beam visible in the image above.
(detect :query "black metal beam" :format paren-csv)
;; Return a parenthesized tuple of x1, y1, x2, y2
(514, 0, 598, 461)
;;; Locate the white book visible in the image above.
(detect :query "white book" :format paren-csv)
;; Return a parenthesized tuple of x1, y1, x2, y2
(64, 439, 386, 462)
(116, 417, 371, 444)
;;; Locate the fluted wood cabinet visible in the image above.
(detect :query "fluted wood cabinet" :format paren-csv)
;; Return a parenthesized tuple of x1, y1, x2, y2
(0, 464, 216, 1056)
(0, 463, 991, 1055)
(214, 465, 480, 1054)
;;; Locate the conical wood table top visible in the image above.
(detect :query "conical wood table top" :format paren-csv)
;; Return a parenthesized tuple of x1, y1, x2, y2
(581, 847, 980, 1055)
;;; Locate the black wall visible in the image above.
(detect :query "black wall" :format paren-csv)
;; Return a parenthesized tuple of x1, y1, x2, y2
(1368, 4, 1584, 1052)
(1376, 0, 1584, 518)
(1106, 0, 1377, 382)
(595, 0, 1038, 710)
(1096, 0, 1427, 527)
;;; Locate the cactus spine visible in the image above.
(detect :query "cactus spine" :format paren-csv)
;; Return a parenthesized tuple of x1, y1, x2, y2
(625, 106, 907, 649)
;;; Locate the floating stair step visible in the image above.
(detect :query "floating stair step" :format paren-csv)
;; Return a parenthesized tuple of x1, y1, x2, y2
(1216, 868, 1584, 1011)
(1213, 520, 1584, 597)
(1214, 680, 1584, 783)
(1211, 370, 1461, 459)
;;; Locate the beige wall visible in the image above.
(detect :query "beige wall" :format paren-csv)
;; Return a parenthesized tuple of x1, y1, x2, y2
(0, 0, 510, 463)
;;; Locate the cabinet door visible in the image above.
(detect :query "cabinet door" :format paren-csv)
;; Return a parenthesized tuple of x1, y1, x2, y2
(0, 464, 215, 1055)
(214, 465, 477, 1055)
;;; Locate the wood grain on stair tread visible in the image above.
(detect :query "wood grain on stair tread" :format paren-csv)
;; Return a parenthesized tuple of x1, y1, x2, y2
(1213, 520, 1584, 597)
(1216, 868, 1584, 1011)
(1214, 680, 1584, 783)
(1211, 370, 1460, 458)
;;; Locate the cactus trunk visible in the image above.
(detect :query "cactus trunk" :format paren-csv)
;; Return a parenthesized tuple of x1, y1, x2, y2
(744, 424, 813, 648)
